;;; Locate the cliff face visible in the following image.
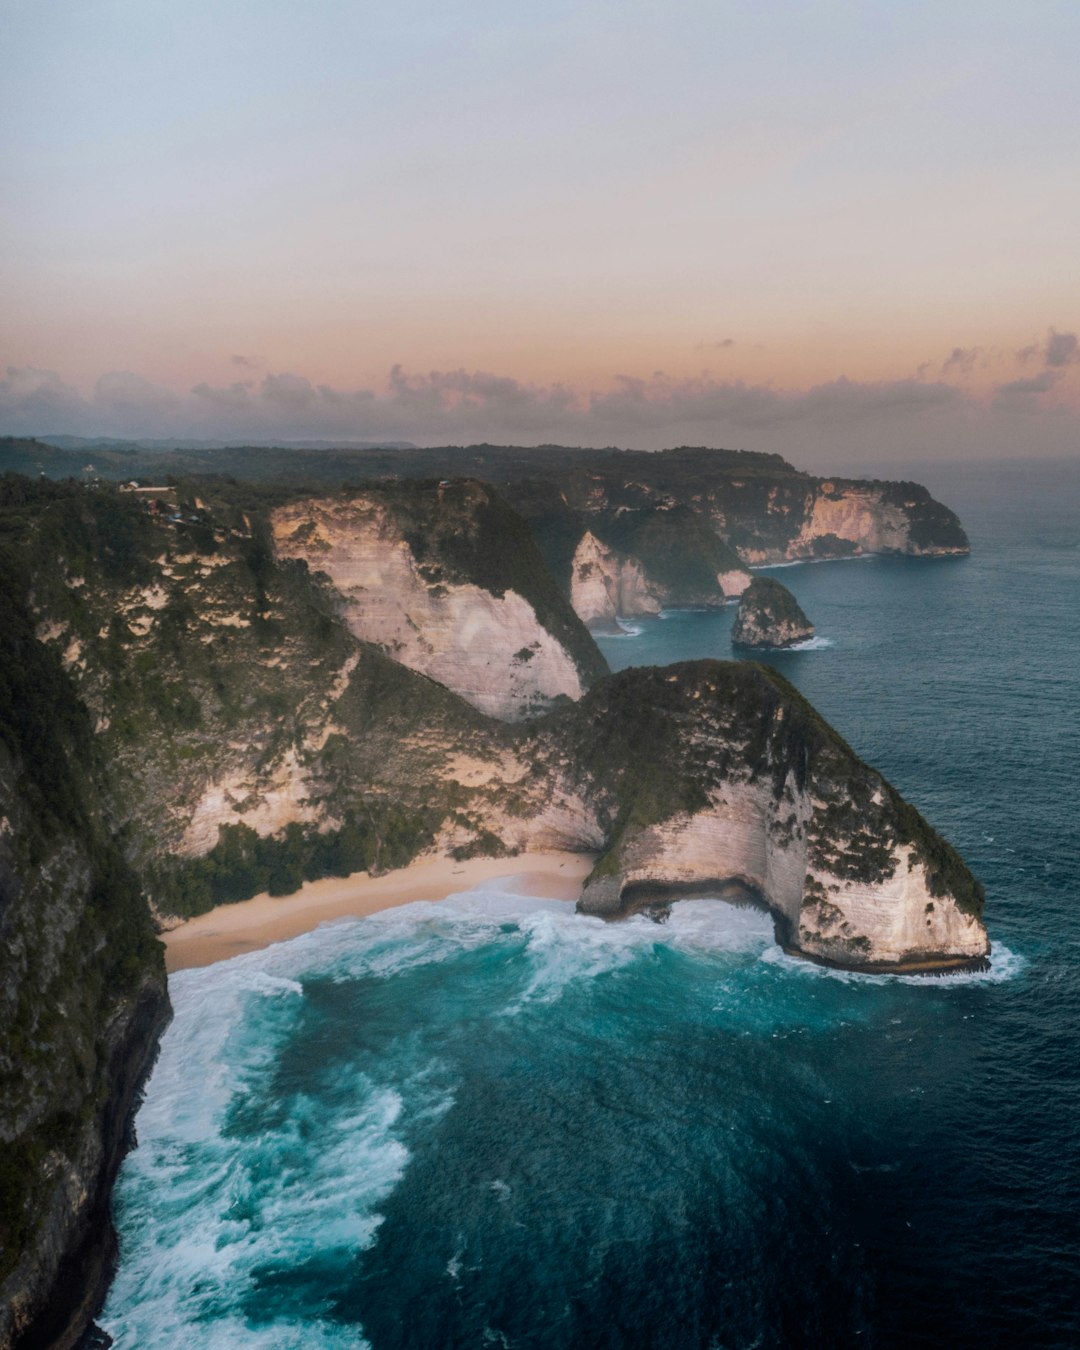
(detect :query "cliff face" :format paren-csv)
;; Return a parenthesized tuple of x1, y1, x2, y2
(541, 463, 970, 567)
(563, 663, 988, 972)
(732, 577, 815, 649)
(0, 533, 168, 1350)
(12, 480, 571, 914)
(569, 532, 662, 626)
(272, 482, 605, 720)
(4, 438, 969, 582)
(517, 485, 753, 625)
(727, 478, 971, 564)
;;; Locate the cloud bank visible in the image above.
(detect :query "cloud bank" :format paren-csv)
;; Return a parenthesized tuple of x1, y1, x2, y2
(2, 335, 1078, 470)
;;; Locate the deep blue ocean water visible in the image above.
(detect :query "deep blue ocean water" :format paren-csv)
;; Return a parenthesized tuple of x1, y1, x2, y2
(102, 460, 1080, 1349)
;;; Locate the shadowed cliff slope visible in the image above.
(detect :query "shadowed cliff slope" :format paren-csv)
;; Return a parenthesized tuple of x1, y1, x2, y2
(0, 506, 168, 1349)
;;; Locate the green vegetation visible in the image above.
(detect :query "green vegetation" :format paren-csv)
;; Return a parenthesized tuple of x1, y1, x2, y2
(891, 794, 985, 917)
(592, 506, 745, 602)
(884, 481, 970, 551)
(159, 808, 438, 918)
(0, 520, 165, 1283)
(1, 438, 972, 570)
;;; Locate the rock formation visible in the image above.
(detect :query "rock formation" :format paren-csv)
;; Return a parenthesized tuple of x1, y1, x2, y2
(732, 577, 815, 649)
(569, 532, 662, 627)
(0, 535, 168, 1350)
(0, 438, 970, 581)
(272, 481, 606, 720)
(568, 662, 987, 972)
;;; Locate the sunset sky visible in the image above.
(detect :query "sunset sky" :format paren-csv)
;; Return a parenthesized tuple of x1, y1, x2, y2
(2, 0, 1078, 467)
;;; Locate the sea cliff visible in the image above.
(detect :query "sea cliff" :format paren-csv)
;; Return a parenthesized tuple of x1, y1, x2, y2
(272, 481, 603, 719)
(567, 662, 987, 972)
(0, 440, 971, 622)
(0, 530, 168, 1350)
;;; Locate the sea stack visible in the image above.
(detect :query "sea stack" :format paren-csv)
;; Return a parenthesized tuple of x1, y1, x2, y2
(732, 577, 814, 649)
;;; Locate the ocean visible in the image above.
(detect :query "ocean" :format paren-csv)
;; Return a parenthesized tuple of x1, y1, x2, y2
(101, 459, 1080, 1349)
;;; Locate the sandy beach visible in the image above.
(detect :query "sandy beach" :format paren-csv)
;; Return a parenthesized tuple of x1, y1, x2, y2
(163, 850, 594, 972)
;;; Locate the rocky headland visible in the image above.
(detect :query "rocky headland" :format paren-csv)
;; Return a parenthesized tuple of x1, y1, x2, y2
(732, 577, 815, 649)
(0, 440, 970, 634)
(0, 463, 982, 1347)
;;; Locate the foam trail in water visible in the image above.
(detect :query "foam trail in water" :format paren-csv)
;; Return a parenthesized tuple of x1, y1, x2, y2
(760, 938, 1024, 985)
(751, 554, 875, 570)
(100, 941, 431, 1347)
(786, 636, 835, 651)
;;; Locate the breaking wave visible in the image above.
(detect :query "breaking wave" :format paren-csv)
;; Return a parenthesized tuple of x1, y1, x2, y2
(103, 885, 1024, 1347)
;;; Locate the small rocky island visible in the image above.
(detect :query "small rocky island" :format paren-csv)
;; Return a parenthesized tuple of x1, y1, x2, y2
(732, 576, 815, 649)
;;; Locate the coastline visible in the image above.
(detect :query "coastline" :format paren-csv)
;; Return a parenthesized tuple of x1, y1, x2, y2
(163, 850, 595, 972)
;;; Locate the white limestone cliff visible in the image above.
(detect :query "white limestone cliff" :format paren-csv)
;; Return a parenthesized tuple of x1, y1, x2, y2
(273, 497, 587, 721)
(793, 484, 911, 556)
(568, 531, 750, 626)
(717, 569, 752, 598)
(573, 664, 989, 973)
(569, 532, 662, 625)
(577, 781, 988, 972)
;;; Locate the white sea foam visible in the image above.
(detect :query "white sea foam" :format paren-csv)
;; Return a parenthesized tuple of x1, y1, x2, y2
(100, 931, 434, 1347)
(759, 938, 1024, 986)
(751, 554, 876, 570)
(785, 635, 835, 651)
(104, 885, 1019, 1343)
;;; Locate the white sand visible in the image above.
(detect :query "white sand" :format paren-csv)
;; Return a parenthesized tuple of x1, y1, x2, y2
(163, 850, 594, 972)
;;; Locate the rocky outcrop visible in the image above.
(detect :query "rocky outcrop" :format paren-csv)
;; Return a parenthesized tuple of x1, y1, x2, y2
(568, 662, 988, 973)
(3, 438, 970, 573)
(569, 532, 662, 626)
(734, 478, 971, 565)
(563, 511, 752, 626)
(732, 577, 814, 649)
(488, 451, 968, 568)
(272, 482, 606, 720)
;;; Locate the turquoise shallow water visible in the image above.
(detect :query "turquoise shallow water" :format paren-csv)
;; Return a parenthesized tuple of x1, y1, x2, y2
(103, 460, 1080, 1349)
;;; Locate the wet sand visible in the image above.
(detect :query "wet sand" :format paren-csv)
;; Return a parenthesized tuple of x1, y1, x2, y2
(164, 850, 594, 972)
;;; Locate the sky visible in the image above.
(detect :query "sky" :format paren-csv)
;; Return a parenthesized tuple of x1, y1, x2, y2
(2, 0, 1079, 468)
